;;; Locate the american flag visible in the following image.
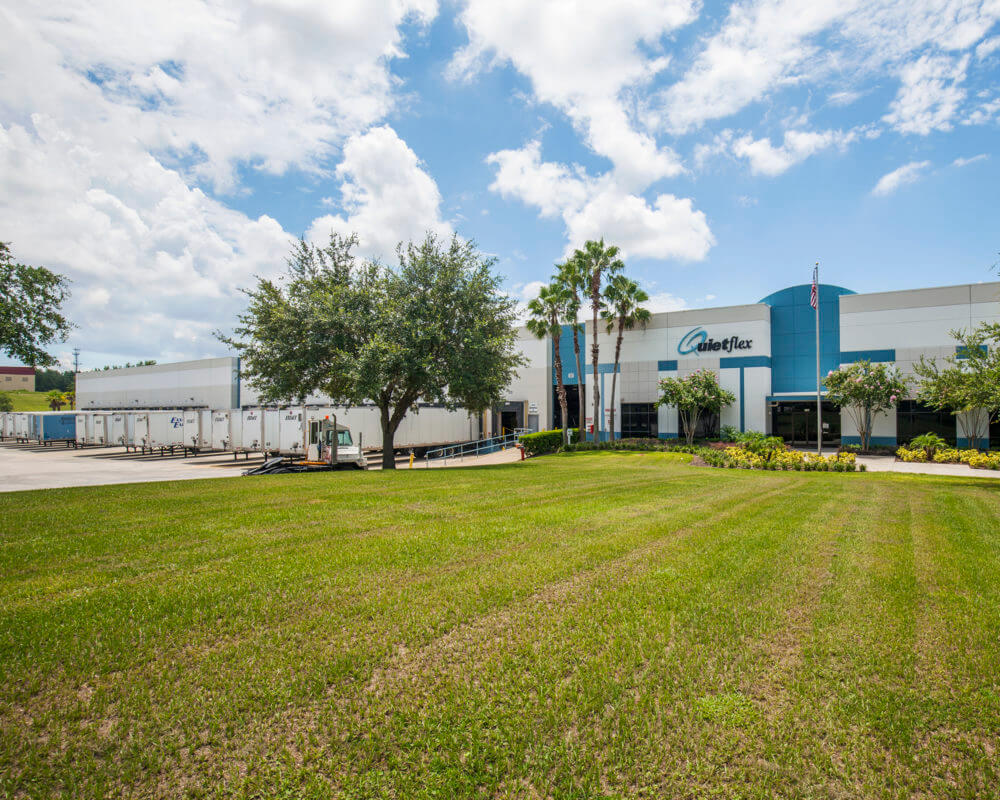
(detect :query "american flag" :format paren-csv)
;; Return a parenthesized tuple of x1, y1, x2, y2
(810, 264, 818, 310)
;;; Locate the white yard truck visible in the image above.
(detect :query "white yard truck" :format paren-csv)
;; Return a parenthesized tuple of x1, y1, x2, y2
(243, 414, 366, 475)
(305, 417, 367, 469)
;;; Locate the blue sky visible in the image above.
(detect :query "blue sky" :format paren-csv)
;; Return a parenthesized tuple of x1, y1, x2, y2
(1, 0, 998, 369)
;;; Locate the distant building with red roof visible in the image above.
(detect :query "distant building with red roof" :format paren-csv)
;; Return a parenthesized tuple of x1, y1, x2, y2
(0, 366, 35, 391)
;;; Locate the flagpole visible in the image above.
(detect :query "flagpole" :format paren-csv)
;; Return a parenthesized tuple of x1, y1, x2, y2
(815, 262, 822, 456)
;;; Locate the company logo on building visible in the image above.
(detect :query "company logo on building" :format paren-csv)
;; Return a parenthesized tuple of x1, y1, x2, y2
(678, 327, 752, 355)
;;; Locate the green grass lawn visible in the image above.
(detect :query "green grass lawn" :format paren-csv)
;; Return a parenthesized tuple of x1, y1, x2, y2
(1, 452, 998, 798)
(0, 390, 59, 411)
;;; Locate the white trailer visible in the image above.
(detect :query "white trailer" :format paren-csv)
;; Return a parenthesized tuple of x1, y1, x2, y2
(125, 412, 149, 449)
(262, 408, 280, 453)
(182, 410, 211, 451)
(14, 412, 30, 441)
(277, 408, 307, 457)
(107, 412, 127, 446)
(0, 412, 11, 440)
(210, 410, 231, 450)
(86, 412, 112, 446)
(237, 408, 264, 453)
(146, 411, 186, 449)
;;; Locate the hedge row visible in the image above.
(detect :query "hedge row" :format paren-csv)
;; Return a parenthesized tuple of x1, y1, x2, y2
(520, 429, 579, 456)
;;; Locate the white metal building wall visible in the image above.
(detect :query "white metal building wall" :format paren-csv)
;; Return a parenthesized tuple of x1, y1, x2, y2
(76, 357, 239, 410)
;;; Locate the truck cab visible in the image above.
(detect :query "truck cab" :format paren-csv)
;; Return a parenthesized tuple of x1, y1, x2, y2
(307, 419, 367, 469)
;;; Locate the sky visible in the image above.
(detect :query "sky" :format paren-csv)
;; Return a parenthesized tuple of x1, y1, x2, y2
(1, 0, 999, 370)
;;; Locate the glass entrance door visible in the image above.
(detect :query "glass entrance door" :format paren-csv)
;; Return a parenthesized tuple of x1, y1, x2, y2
(771, 401, 840, 446)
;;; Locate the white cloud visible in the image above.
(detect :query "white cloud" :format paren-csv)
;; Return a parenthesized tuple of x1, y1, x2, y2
(564, 190, 714, 262)
(306, 125, 451, 261)
(487, 141, 592, 218)
(871, 160, 932, 196)
(487, 141, 714, 262)
(977, 36, 1000, 59)
(450, 0, 695, 187)
(827, 89, 864, 106)
(1, 0, 438, 192)
(730, 129, 857, 175)
(963, 96, 1000, 124)
(656, 0, 1000, 134)
(952, 153, 989, 167)
(0, 0, 437, 362)
(659, 0, 849, 133)
(883, 54, 969, 134)
(645, 292, 689, 313)
(0, 116, 291, 361)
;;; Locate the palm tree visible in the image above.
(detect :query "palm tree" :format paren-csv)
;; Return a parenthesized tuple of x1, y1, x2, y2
(572, 239, 624, 441)
(601, 275, 651, 440)
(526, 283, 572, 446)
(46, 389, 65, 410)
(555, 257, 587, 442)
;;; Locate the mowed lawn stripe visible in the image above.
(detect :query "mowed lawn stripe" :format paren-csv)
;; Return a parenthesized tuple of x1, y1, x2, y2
(909, 487, 1000, 797)
(291, 478, 851, 798)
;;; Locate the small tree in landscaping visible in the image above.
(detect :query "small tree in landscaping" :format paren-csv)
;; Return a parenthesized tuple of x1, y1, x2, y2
(656, 369, 736, 446)
(825, 360, 908, 451)
(913, 325, 1000, 448)
(0, 392, 12, 412)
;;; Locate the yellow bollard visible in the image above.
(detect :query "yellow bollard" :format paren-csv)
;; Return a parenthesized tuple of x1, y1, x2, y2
(409, 451, 414, 469)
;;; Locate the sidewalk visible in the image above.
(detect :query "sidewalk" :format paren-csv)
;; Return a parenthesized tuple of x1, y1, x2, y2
(856, 455, 1000, 479)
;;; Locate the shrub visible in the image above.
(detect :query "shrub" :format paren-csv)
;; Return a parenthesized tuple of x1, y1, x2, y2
(521, 429, 570, 456)
(733, 431, 785, 456)
(909, 432, 947, 458)
(720, 424, 740, 442)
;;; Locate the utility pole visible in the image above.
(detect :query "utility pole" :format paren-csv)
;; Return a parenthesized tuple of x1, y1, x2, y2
(72, 348, 81, 373)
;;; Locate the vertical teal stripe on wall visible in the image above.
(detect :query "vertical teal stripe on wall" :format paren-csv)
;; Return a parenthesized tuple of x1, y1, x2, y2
(739, 367, 745, 433)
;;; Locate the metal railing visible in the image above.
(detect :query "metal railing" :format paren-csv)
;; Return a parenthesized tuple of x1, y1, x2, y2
(423, 428, 531, 465)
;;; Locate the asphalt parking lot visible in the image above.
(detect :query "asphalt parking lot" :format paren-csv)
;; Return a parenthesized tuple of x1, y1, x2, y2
(0, 442, 258, 493)
(0, 441, 523, 492)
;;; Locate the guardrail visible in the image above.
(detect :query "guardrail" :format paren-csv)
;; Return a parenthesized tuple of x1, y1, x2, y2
(423, 428, 531, 465)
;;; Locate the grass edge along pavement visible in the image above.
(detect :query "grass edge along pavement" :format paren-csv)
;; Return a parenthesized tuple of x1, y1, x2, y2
(1, 452, 999, 798)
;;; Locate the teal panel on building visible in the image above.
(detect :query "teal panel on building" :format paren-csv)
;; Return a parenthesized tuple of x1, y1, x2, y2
(760, 284, 854, 394)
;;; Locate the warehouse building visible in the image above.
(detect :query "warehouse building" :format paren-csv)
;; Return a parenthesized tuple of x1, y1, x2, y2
(75, 279, 1000, 450)
(507, 280, 1000, 449)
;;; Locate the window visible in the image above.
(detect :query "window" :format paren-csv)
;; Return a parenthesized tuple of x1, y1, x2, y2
(621, 403, 657, 438)
(4, 376, 10, 382)
(897, 400, 955, 445)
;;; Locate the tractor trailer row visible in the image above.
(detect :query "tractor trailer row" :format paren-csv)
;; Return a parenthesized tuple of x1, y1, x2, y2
(2, 405, 477, 460)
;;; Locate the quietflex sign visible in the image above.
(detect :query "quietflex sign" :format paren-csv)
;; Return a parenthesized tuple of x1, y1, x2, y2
(677, 327, 753, 355)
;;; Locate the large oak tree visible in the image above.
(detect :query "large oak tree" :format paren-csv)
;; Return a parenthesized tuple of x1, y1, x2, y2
(222, 232, 524, 469)
(0, 242, 72, 367)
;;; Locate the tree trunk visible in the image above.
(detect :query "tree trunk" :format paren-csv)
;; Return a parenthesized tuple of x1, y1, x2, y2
(609, 320, 624, 440)
(552, 324, 569, 447)
(682, 409, 696, 446)
(573, 325, 585, 442)
(862, 406, 872, 451)
(379, 405, 396, 470)
(591, 295, 600, 442)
